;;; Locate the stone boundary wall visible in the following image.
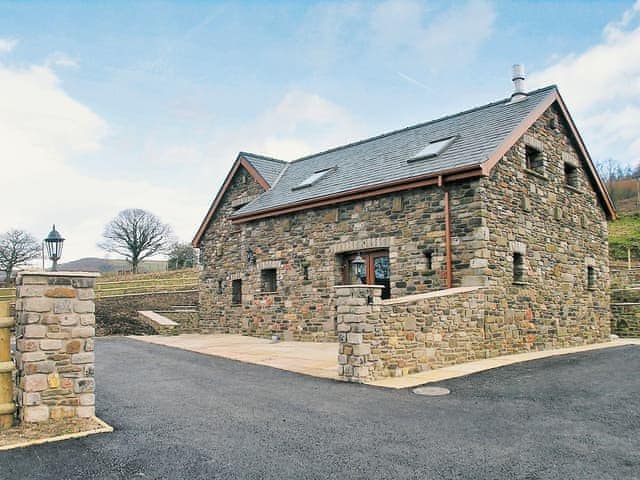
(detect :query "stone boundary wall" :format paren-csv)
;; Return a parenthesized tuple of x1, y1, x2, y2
(611, 286, 640, 336)
(611, 303, 640, 337)
(15, 271, 98, 423)
(95, 290, 198, 336)
(336, 285, 486, 382)
(337, 283, 609, 382)
(611, 268, 640, 288)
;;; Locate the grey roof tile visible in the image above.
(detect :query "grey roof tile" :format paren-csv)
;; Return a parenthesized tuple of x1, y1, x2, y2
(240, 152, 287, 186)
(234, 86, 557, 217)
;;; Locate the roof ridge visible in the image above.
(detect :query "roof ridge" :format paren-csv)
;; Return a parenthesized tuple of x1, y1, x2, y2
(239, 151, 288, 164)
(288, 85, 558, 164)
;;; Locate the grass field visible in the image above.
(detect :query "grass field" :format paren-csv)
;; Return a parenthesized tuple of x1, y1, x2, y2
(0, 268, 199, 302)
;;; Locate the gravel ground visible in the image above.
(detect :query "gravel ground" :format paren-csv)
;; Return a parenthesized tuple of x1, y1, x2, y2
(0, 338, 638, 480)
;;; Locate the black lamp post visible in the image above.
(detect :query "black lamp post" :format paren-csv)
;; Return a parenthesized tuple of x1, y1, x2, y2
(44, 225, 65, 271)
(351, 253, 366, 284)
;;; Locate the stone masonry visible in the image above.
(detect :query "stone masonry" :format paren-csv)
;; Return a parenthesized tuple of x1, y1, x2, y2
(335, 285, 383, 383)
(15, 272, 98, 423)
(337, 285, 489, 381)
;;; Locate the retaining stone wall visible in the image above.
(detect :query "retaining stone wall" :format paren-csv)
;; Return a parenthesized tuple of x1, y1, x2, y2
(14, 272, 98, 422)
(95, 290, 198, 336)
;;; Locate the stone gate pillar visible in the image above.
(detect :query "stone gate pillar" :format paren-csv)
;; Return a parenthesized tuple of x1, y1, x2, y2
(15, 271, 99, 423)
(334, 285, 383, 383)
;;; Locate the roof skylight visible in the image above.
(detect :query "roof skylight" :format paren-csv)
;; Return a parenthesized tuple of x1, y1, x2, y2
(292, 167, 336, 190)
(409, 136, 457, 162)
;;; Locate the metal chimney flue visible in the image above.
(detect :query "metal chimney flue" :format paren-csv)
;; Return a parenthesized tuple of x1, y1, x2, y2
(510, 64, 527, 102)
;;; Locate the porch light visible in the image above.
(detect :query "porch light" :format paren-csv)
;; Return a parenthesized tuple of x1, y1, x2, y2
(246, 248, 256, 266)
(351, 253, 366, 284)
(44, 224, 65, 271)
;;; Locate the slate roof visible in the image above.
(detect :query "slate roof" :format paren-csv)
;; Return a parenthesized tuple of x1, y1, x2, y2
(234, 86, 557, 218)
(239, 152, 287, 187)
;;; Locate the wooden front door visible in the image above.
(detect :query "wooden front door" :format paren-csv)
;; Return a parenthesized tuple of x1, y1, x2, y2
(342, 250, 391, 299)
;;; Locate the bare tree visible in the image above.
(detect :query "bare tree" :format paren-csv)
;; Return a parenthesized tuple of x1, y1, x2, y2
(99, 209, 174, 274)
(0, 229, 41, 284)
(167, 242, 198, 270)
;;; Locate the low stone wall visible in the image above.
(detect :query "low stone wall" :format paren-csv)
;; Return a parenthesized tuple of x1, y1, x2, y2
(611, 268, 640, 288)
(336, 285, 486, 382)
(611, 303, 640, 337)
(95, 290, 198, 336)
(611, 286, 640, 337)
(337, 284, 610, 382)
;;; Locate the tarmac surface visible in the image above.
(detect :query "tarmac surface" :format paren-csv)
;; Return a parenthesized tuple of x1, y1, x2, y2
(1, 337, 639, 479)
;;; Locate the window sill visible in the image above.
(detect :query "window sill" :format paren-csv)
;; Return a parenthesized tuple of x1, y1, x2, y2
(565, 184, 584, 194)
(524, 168, 548, 181)
(512, 281, 530, 286)
(260, 291, 278, 294)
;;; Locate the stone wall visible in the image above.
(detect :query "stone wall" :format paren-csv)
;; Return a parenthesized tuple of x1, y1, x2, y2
(478, 104, 611, 354)
(199, 163, 483, 340)
(95, 290, 198, 336)
(14, 272, 98, 422)
(336, 285, 486, 382)
(610, 285, 640, 336)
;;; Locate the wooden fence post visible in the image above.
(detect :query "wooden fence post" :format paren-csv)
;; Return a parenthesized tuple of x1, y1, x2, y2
(0, 301, 16, 429)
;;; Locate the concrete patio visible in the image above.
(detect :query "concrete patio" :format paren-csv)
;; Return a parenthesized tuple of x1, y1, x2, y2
(133, 334, 340, 379)
(131, 333, 640, 388)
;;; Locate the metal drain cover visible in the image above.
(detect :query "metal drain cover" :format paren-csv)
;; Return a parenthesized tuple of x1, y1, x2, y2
(412, 386, 450, 396)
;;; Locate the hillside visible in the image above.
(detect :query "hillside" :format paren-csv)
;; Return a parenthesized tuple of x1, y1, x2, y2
(58, 257, 168, 273)
(609, 211, 640, 262)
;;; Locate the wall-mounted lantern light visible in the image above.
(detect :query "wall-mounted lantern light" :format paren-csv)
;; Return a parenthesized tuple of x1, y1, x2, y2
(351, 253, 366, 284)
(246, 248, 256, 267)
(44, 224, 65, 271)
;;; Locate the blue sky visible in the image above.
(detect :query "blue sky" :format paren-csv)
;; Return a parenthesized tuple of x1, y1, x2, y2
(1, 0, 639, 261)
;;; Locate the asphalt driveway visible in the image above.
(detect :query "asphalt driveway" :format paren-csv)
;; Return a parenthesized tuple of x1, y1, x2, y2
(1, 338, 639, 479)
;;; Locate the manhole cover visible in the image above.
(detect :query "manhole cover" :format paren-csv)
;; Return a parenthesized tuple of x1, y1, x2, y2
(412, 386, 450, 396)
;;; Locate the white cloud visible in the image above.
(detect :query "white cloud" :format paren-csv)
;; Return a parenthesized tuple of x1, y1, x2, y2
(0, 60, 208, 261)
(529, 0, 640, 167)
(369, 0, 495, 70)
(0, 38, 17, 54)
(45, 52, 79, 69)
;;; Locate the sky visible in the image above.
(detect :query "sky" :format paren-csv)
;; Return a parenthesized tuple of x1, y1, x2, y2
(1, 0, 639, 263)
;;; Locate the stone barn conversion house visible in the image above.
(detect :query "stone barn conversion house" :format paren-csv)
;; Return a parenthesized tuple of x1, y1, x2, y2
(193, 68, 616, 379)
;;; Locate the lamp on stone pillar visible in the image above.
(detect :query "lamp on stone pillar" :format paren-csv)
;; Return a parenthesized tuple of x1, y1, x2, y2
(44, 225, 65, 271)
(351, 253, 366, 284)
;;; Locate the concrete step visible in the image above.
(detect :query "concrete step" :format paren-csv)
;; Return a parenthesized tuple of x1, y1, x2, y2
(137, 311, 179, 335)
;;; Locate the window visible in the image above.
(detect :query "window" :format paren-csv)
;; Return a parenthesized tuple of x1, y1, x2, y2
(232, 279, 242, 304)
(217, 280, 223, 294)
(409, 136, 457, 162)
(513, 253, 525, 284)
(292, 167, 336, 190)
(303, 265, 310, 281)
(565, 163, 579, 188)
(525, 145, 544, 174)
(587, 266, 596, 290)
(424, 250, 433, 270)
(261, 268, 277, 292)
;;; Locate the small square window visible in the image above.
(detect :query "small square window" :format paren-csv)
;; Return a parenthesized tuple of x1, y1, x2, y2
(232, 279, 242, 304)
(525, 146, 544, 174)
(217, 280, 223, 295)
(565, 163, 579, 188)
(587, 266, 596, 290)
(513, 253, 525, 284)
(261, 268, 277, 292)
